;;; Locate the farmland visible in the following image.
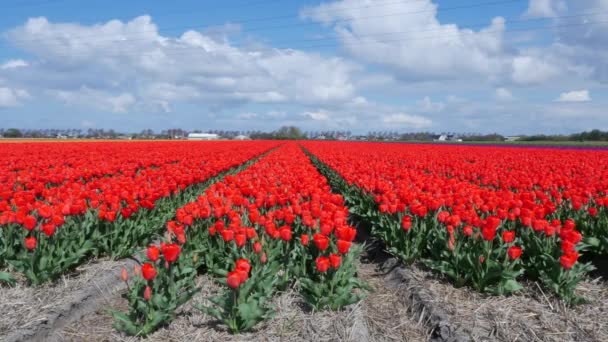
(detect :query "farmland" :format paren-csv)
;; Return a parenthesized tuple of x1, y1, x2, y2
(1, 140, 607, 341)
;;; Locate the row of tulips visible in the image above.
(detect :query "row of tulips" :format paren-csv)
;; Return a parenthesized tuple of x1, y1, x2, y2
(0, 141, 278, 284)
(0, 142, 192, 199)
(115, 143, 365, 336)
(302, 142, 604, 304)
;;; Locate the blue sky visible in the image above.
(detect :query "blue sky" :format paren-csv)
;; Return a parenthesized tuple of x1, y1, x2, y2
(0, 0, 607, 135)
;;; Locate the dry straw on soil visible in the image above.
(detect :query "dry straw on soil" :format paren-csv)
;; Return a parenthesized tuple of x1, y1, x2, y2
(0, 259, 128, 339)
(401, 264, 608, 342)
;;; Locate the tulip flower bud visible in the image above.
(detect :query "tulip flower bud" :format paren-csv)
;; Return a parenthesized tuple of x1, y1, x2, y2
(121, 268, 129, 282)
(143, 286, 152, 301)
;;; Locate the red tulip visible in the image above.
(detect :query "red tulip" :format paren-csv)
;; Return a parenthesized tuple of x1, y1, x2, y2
(236, 269, 249, 283)
(235, 258, 251, 273)
(560, 252, 579, 270)
(253, 241, 262, 254)
(235, 233, 247, 248)
(221, 229, 234, 242)
(316, 256, 330, 273)
(329, 253, 341, 269)
(161, 243, 181, 263)
(279, 225, 292, 241)
(507, 246, 522, 260)
(588, 207, 598, 217)
(300, 234, 310, 246)
(41, 223, 56, 237)
(401, 216, 412, 231)
(313, 233, 329, 251)
(502, 230, 515, 244)
(147, 245, 160, 262)
(25, 236, 37, 251)
(337, 239, 351, 254)
(24, 215, 37, 231)
(227, 271, 241, 289)
(141, 263, 157, 281)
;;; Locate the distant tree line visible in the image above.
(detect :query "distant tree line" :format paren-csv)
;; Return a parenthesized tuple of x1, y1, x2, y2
(515, 130, 608, 142)
(3, 127, 608, 142)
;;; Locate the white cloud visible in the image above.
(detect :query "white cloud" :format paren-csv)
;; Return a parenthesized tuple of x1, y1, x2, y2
(303, 110, 330, 121)
(302, 0, 571, 85)
(495, 88, 514, 101)
(1, 59, 29, 70)
(237, 112, 258, 119)
(524, 0, 567, 18)
(556, 90, 591, 102)
(52, 87, 136, 113)
(3, 16, 360, 113)
(533, 1, 608, 82)
(2, 7, 607, 134)
(0, 87, 30, 107)
(382, 113, 432, 128)
(511, 55, 561, 84)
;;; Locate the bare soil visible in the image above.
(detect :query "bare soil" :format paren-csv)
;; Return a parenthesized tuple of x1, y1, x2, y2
(390, 263, 608, 342)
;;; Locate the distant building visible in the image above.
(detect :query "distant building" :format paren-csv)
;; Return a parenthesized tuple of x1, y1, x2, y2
(505, 136, 521, 142)
(233, 135, 250, 140)
(434, 134, 462, 142)
(188, 133, 219, 140)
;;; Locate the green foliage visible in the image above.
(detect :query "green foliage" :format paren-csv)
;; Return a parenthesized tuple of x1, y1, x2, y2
(299, 245, 368, 311)
(0, 271, 15, 286)
(7, 221, 94, 285)
(518, 226, 594, 304)
(113, 256, 199, 337)
(425, 228, 524, 295)
(3, 128, 23, 138)
(196, 260, 281, 333)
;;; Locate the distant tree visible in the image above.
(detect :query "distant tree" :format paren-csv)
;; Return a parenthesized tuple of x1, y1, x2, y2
(274, 126, 306, 140)
(461, 133, 504, 142)
(3, 128, 23, 138)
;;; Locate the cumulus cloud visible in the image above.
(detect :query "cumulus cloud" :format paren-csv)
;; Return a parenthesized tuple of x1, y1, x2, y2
(556, 90, 591, 102)
(2, 5, 607, 134)
(524, 0, 567, 18)
(525, 0, 608, 82)
(303, 110, 331, 121)
(301, 0, 572, 85)
(0, 87, 30, 108)
(1, 59, 29, 69)
(52, 87, 136, 113)
(2, 16, 360, 113)
(511, 55, 562, 84)
(382, 113, 432, 128)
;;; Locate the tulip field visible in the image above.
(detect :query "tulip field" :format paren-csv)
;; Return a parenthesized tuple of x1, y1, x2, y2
(303, 142, 608, 302)
(1, 140, 607, 340)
